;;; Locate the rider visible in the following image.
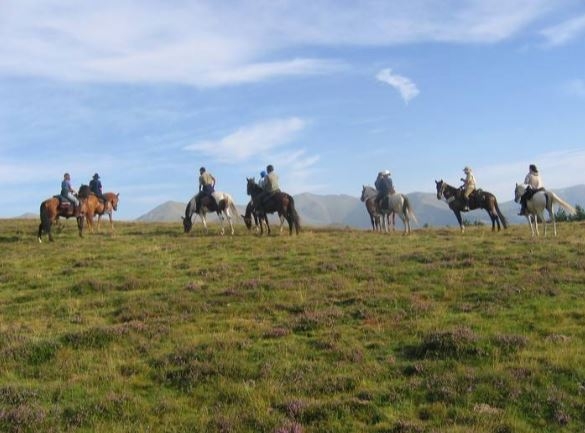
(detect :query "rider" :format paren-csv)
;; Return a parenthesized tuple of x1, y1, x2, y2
(460, 166, 476, 211)
(89, 173, 107, 206)
(194, 166, 217, 213)
(519, 164, 544, 216)
(374, 170, 394, 208)
(60, 172, 80, 216)
(258, 170, 268, 190)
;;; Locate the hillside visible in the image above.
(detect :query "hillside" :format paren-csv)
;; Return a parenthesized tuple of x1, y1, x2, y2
(3, 219, 585, 433)
(136, 185, 585, 228)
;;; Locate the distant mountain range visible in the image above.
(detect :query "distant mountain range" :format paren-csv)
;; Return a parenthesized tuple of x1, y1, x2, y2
(136, 185, 585, 229)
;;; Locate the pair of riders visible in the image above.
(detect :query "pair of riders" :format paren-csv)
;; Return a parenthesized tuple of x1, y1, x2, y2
(518, 164, 544, 216)
(374, 170, 395, 208)
(59, 172, 107, 216)
(458, 164, 543, 214)
(249, 164, 280, 212)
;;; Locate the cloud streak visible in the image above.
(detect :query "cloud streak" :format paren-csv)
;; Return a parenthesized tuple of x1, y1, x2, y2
(541, 14, 585, 46)
(376, 68, 420, 103)
(184, 117, 307, 162)
(0, 0, 561, 87)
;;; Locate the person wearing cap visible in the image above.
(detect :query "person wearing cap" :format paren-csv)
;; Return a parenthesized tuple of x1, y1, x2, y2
(258, 170, 268, 190)
(374, 169, 395, 207)
(460, 166, 476, 211)
(89, 173, 106, 205)
(195, 166, 217, 213)
(519, 164, 544, 215)
(60, 172, 80, 215)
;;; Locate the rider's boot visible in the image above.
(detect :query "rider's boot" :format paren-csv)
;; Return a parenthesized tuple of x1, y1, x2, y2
(463, 198, 470, 211)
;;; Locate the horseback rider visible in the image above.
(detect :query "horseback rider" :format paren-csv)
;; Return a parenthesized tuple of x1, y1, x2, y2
(255, 164, 280, 207)
(460, 166, 476, 211)
(89, 173, 107, 207)
(519, 164, 544, 216)
(195, 166, 217, 213)
(258, 170, 268, 190)
(374, 170, 394, 208)
(60, 172, 80, 216)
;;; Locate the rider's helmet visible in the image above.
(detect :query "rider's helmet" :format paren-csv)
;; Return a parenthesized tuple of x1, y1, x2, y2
(199, 167, 206, 173)
(266, 164, 274, 173)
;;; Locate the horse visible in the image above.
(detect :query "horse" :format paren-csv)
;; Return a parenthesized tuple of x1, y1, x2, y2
(361, 186, 416, 234)
(84, 192, 120, 233)
(37, 185, 90, 242)
(514, 183, 576, 237)
(182, 191, 239, 235)
(246, 177, 300, 235)
(242, 200, 286, 233)
(435, 180, 507, 232)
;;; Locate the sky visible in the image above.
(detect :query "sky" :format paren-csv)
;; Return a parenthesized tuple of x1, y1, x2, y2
(1, 0, 585, 220)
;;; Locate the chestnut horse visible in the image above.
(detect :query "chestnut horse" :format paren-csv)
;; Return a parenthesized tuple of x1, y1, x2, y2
(38, 185, 90, 242)
(435, 179, 507, 232)
(84, 192, 120, 233)
(246, 178, 300, 235)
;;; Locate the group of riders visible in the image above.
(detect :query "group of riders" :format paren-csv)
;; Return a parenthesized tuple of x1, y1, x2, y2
(60, 172, 107, 216)
(373, 163, 542, 215)
(193, 164, 281, 215)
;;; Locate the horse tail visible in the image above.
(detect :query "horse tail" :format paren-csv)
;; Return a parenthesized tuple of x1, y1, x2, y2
(548, 191, 576, 215)
(494, 200, 508, 229)
(228, 198, 240, 221)
(403, 195, 418, 225)
(288, 194, 301, 234)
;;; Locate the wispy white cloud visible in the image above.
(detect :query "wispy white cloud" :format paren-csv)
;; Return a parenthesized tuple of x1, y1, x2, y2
(540, 14, 585, 46)
(184, 117, 307, 162)
(376, 68, 419, 103)
(0, 0, 560, 87)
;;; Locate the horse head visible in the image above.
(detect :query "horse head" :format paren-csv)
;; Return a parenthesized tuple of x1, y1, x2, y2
(109, 193, 120, 211)
(78, 184, 91, 199)
(514, 183, 525, 203)
(246, 177, 264, 197)
(435, 180, 445, 200)
(360, 185, 367, 202)
(182, 215, 193, 233)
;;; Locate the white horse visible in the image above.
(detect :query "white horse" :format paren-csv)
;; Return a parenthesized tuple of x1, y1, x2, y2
(182, 191, 239, 235)
(514, 183, 576, 237)
(361, 186, 417, 234)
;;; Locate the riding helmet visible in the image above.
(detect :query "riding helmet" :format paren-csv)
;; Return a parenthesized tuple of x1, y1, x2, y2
(260, 170, 267, 178)
(266, 164, 274, 173)
(93, 173, 100, 179)
(199, 166, 206, 173)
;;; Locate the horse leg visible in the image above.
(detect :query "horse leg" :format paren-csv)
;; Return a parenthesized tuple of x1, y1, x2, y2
(200, 214, 209, 234)
(76, 216, 84, 237)
(454, 210, 464, 233)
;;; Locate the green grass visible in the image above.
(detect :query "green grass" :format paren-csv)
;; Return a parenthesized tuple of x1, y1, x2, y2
(1, 218, 585, 432)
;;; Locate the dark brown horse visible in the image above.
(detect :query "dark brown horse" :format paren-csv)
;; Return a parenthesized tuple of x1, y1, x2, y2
(84, 191, 120, 233)
(37, 185, 90, 242)
(435, 180, 507, 232)
(246, 178, 300, 235)
(242, 200, 286, 233)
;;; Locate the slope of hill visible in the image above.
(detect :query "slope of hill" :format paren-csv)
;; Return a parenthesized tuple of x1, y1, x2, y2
(136, 185, 585, 228)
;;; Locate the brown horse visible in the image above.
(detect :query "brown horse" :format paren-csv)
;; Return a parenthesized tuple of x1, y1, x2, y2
(37, 185, 90, 242)
(84, 192, 120, 233)
(242, 200, 286, 233)
(435, 180, 507, 232)
(246, 178, 300, 235)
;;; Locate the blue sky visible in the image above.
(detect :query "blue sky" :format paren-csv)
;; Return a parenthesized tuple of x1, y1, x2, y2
(1, 0, 584, 220)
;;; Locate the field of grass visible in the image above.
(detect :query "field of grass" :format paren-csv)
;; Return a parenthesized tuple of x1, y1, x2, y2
(1, 218, 584, 433)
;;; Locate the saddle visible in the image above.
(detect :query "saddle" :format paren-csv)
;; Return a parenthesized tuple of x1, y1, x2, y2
(525, 187, 545, 200)
(54, 195, 77, 214)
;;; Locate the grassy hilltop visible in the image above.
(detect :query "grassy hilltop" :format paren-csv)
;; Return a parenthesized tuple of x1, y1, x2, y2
(1, 219, 584, 433)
